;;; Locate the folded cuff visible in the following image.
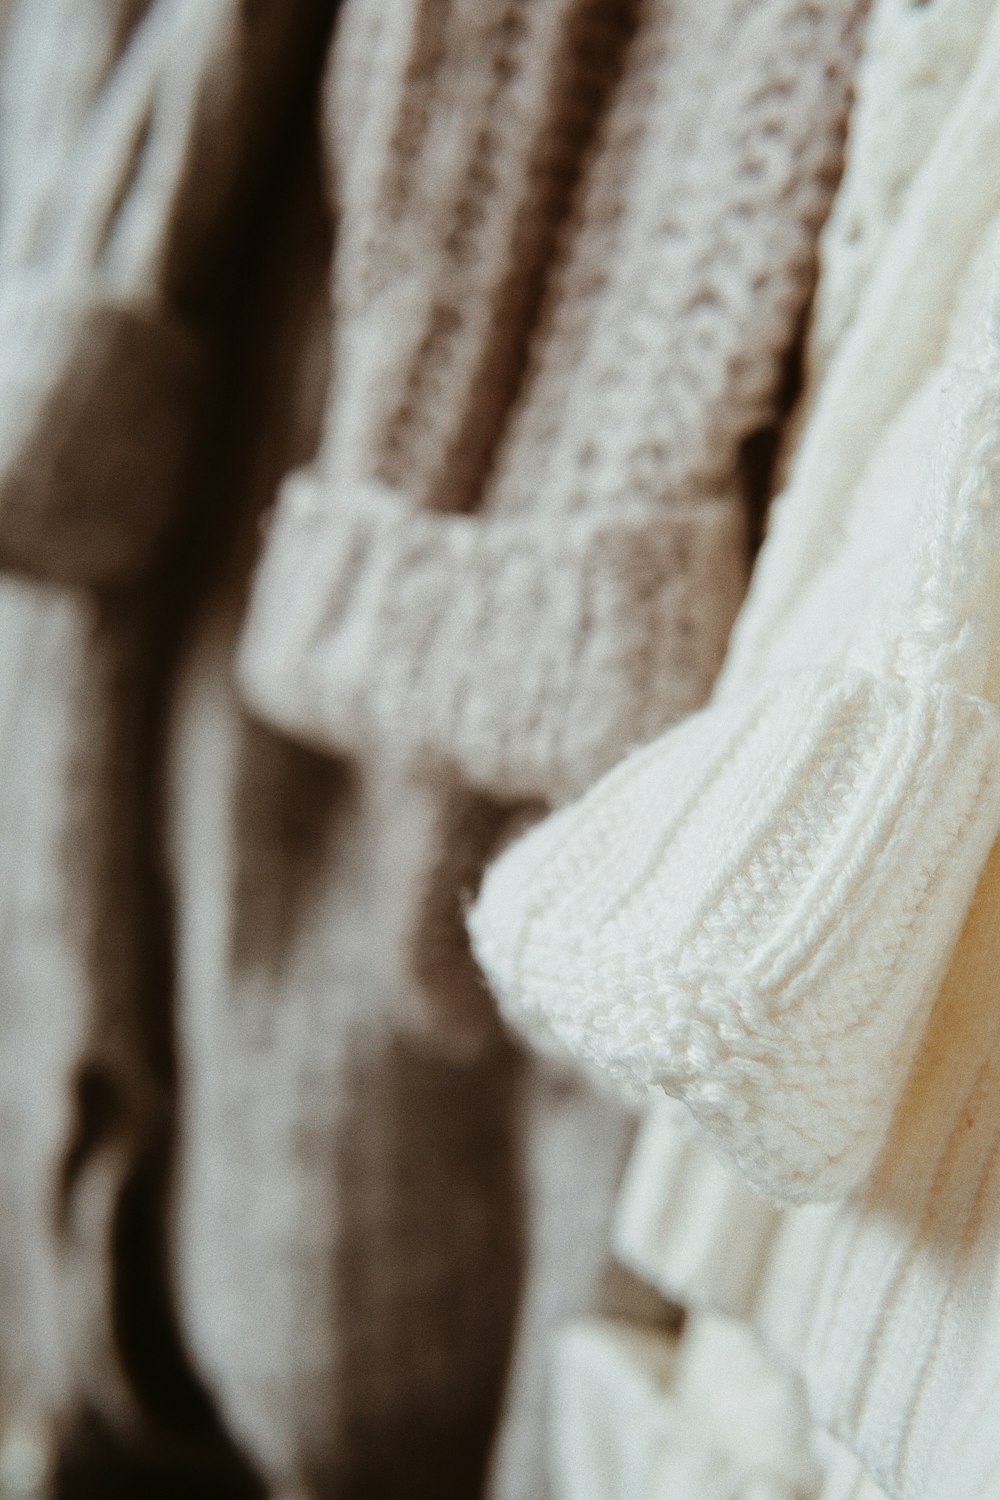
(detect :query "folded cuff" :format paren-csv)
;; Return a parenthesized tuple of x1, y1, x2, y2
(551, 1315, 818, 1500)
(237, 474, 746, 804)
(0, 276, 207, 585)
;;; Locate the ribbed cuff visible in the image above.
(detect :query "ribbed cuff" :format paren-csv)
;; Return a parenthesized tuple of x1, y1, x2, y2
(551, 1315, 817, 1500)
(237, 471, 746, 803)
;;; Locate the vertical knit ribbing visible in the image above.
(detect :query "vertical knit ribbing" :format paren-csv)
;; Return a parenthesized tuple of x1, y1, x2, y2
(230, 4, 866, 1493)
(321, 0, 632, 517)
(469, 5, 1000, 1203)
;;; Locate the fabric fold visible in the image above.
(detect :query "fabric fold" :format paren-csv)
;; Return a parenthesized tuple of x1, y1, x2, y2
(469, 1, 1000, 1203)
(0, 0, 338, 1468)
(239, 476, 744, 803)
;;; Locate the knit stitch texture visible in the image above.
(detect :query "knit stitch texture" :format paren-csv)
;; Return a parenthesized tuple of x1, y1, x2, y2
(470, 0, 1000, 1204)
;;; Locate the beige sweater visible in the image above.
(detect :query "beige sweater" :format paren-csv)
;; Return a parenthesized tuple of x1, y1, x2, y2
(475, 4, 1000, 1498)
(227, 0, 866, 1496)
(0, 1, 863, 1494)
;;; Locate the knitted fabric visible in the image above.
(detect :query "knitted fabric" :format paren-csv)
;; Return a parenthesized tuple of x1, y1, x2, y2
(614, 832, 1000, 1500)
(0, 0, 335, 1469)
(549, 1313, 901, 1500)
(550, 1314, 818, 1500)
(469, 0, 1000, 1205)
(0, 586, 155, 1446)
(229, 2, 863, 1495)
(166, 145, 524, 1500)
(174, 8, 639, 1494)
(238, 0, 863, 813)
(483, 1069, 636, 1500)
(532, 8, 1000, 1500)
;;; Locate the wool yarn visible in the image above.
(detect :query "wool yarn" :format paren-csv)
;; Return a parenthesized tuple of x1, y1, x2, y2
(239, 0, 864, 814)
(469, 0, 1000, 1205)
(230, 2, 864, 1495)
(517, 7, 1000, 1499)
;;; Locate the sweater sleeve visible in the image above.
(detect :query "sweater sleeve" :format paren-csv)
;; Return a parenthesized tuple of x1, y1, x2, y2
(0, 0, 329, 586)
(237, 0, 865, 803)
(237, 476, 746, 803)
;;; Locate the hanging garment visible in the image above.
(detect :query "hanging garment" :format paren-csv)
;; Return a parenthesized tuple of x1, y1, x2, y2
(470, 0, 1000, 1207)
(228, 0, 867, 1496)
(0, 0, 335, 1480)
(167, 139, 524, 1500)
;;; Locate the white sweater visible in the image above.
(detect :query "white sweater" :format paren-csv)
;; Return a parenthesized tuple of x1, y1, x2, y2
(470, 0, 1000, 1206)
(471, 1, 1000, 1496)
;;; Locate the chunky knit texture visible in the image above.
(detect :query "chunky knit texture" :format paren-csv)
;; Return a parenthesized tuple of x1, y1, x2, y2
(0, 0, 336, 1473)
(166, 123, 527, 1500)
(534, 8, 1000, 1500)
(470, 0, 1000, 1204)
(614, 829, 1000, 1500)
(229, 0, 865, 1494)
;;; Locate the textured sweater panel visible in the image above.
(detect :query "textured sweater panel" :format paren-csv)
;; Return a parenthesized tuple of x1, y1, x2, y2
(0, 0, 339, 1455)
(469, 0, 1000, 1205)
(239, 0, 866, 808)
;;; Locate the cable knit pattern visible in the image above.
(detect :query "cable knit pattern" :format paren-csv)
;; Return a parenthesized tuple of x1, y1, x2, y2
(532, 9, 1000, 1500)
(469, 1, 1000, 1203)
(811, 0, 998, 371)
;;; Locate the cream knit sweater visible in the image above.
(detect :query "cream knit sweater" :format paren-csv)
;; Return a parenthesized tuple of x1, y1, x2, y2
(471, 0, 1000, 1207)
(471, 3, 1000, 1498)
(239, 0, 864, 823)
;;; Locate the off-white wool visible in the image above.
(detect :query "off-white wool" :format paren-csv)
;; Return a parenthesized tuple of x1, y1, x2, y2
(471, 4, 1000, 1499)
(470, 0, 1000, 1208)
(0, 0, 332, 1474)
(229, 1, 865, 1495)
